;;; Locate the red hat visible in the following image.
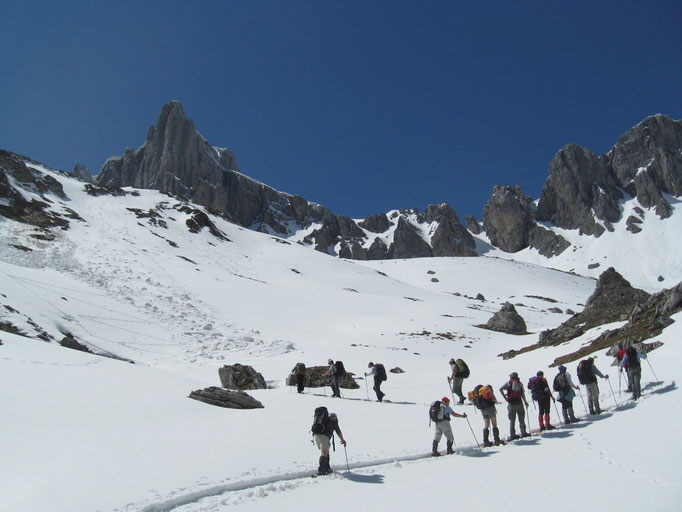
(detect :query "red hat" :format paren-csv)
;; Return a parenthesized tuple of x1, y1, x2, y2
(441, 396, 450, 404)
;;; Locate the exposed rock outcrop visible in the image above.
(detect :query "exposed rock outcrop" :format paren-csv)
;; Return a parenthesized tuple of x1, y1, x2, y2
(218, 364, 267, 390)
(95, 101, 476, 261)
(285, 365, 360, 389)
(189, 387, 264, 409)
(485, 302, 527, 334)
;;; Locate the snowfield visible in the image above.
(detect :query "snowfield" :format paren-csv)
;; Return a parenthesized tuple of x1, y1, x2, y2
(0, 165, 680, 511)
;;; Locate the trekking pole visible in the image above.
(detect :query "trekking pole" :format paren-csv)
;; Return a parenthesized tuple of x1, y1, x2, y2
(646, 358, 659, 382)
(464, 416, 482, 451)
(448, 378, 455, 405)
(343, 444, 350, 474)
(577, 387, 588, 415)
(365, 377, 369, 400)
(525, 404, 532, 437)
(607, 377, 619, 409)
(618, 372, 622, 396)
(553, 400, 564, 427)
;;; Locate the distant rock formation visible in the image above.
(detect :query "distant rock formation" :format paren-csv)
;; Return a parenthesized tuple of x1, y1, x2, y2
(96, 101, 476, 261)
(481, 115, 682, 255)
(73, 163, 94, 184)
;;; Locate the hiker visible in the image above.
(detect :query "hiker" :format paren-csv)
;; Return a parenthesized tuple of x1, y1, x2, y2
(528, 371, 556, 430)
(311, 407, 347, 475)
(615, 345, 631, 391)
(291, 362, 307, 393)
(472, 384, 502, 446)
(619, 346, 647, 400)
(365, 362, 386, 402)
(554, 365, 579, 424)
(447, 358, 469, 404)
(577, 357, 609, 414)
(499, 372, 529, 440)
(429, 396, 467, 456)
(322, 359, 342, 398)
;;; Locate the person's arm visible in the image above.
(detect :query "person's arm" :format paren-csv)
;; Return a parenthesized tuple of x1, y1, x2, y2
(592, 365, 606, 379)
(499, 383, 509, 400)
(521, 388, 529, 407)
(335, 425, 346, 445)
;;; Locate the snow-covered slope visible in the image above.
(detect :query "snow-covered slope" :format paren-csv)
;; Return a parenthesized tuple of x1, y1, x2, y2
(1, 164, 680, 511)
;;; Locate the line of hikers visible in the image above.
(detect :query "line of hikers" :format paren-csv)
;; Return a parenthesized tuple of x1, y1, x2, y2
(291, 358, 387, 401)
(305, 345, 649, 471)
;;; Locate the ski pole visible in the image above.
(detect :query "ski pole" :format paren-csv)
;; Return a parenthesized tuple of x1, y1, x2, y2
(448, 378, 455, 405)
(577, 387, 588, 415)
(365, 377, 369, 400)
(343, 444, 350, 474)
(464, 415, 482, 451)
(646, 358, 659, 381)
(607, 377, 619, 409)
(618, 372, 622, 396)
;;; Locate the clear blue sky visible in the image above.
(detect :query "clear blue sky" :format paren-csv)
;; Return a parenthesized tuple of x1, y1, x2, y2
(1, 1, 680, 219)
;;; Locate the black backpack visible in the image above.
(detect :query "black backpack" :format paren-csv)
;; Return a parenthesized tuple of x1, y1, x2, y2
(625, 347, 640, 369)
(334, 361, 346, 376)
(553, 373, 568, 393)
(456, 359, 470, 378)
(295, 362, 306, 374)
(311, 406, 329, 435)
(375, 363, 387, 381)
(429, 400, 444, 422)
(528, 377, 545, 401)
(472, 384, 495, 410)
(577, 359, 594, 384)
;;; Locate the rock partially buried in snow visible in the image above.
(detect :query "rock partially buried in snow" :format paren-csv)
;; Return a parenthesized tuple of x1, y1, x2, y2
(218, 364, 267, 390)
(189, 387, 264, 409)
(285, 365, 360, 389)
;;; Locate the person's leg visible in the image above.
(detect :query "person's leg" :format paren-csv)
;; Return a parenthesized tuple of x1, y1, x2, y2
(453, 377, 465, 402)
(507, 404, 517, 438)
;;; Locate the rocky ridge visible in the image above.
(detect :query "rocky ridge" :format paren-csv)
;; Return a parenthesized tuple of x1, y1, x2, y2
(480, 115, 682, 255)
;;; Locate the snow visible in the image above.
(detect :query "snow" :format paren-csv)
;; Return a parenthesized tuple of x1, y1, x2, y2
(1, 165, 681, 511)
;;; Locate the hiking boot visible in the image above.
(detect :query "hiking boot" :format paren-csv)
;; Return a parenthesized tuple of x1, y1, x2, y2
(493, 427, 501, 445)
(483, 428, 490, 446)
(446, 441, 455, 455)
(509, 434, 520, 441)
(457, 399, 465, 405)
(545, 424, 555, 430)
(432, 441, 441, 457)
(521, 431, 530, 438)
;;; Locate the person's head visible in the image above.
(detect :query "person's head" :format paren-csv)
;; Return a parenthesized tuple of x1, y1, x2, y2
(449, 358, 455, 365)
(537, 370, 544, 377)
(328, 359, 333, 365)
(510, 372, 519, 379)
(558, 365, 566, 373)
(368, 362, 374, 368)
(441, 396, 450, 405)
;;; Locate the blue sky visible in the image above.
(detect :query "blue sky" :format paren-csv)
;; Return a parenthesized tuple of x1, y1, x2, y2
(1, 1, 680, 219)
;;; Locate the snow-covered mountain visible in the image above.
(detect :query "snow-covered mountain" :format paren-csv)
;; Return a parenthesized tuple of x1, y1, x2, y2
(1, 152, 680, 511)
(90, 102, 682, 291)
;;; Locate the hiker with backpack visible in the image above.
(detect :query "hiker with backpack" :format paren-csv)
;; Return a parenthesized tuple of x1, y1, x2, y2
(429, 396, 467, 456)
(619, 346, 647, 400)
(311, 406, 347, 476)
(499, 372, 529, 440)
(554, 365, 579, 424)
(291, 362, 307, 394)
(365, 362, 386, 402)
(322, 359, 343, 398)
(577, 357, 609, 414)
(471, 384, 502, 446)
(528, 371, 556, 431)
(448, 358, 469, 404)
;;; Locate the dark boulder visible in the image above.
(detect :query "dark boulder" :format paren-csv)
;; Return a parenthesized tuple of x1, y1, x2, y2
(485, 302, 527, 334)
(218, 364, 267, 390)
(285, 365, 359, 389)
(189, 387, 264, 409)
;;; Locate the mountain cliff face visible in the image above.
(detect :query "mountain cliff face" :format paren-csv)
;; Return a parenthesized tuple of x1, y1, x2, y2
(96, 101, 477, 259)
(481, 114, 682, 254)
